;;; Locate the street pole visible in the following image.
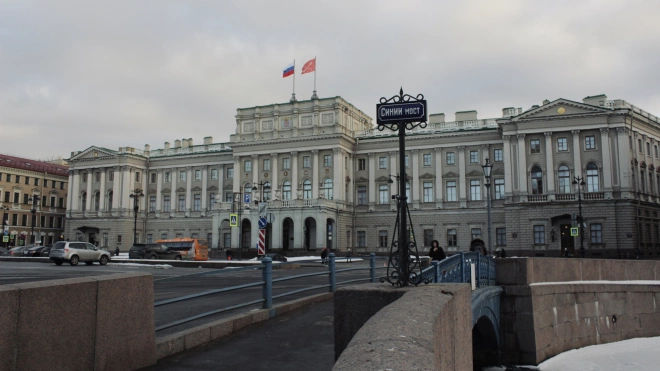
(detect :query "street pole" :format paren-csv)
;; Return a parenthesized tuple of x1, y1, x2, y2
(573, 176, 585, 258)
(129, 189, 144, 245)
(1, 206, 7, 249)
(482, 159, 493, 256)
(398, 124, 409, 286)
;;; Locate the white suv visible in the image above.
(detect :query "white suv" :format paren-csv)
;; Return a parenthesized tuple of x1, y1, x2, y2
(49, 241, 112, 266)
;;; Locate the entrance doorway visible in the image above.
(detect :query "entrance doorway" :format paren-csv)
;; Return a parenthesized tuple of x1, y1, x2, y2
(282, 218, 294, 251)
(304, 217, 317, 251)
(241, 219, 251, 249)
(560, 224, 575, 257)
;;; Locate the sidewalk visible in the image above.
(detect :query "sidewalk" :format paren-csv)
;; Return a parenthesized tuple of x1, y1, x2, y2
(141, 299, 335, 371)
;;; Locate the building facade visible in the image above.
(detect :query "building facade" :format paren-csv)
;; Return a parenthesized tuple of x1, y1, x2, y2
(65, 94, 660, 258)
(0, 154, 69, 247)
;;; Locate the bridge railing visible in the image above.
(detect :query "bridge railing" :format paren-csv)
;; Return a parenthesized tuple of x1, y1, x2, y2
(414, 252, 496, 287)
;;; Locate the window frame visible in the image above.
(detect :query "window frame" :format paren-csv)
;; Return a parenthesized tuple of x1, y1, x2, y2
(423, 181, 433, 203)
(378, 157, 387, 169)
(585, 135, 596, 150)
(357, 185, 367, 205)
(446, 181, 457, 202)
(469, 151, 479, 163)
(446, 229, 457, 247)
(423, 153, 432, 166)
(446, 152, 455, 165)
(470, 179, 481, 201)
(323, 155, 332, 167)
(244, 160, 252, 172)
(358, 158, 366, 171)
(533, 225, 545, 245)
(379, 184, 389, 205)
(493, 149, 503, 162)
(530, 139, 541, 154)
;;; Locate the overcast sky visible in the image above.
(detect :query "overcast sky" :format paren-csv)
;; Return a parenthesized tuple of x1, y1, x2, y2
(1, 0, 659, 161)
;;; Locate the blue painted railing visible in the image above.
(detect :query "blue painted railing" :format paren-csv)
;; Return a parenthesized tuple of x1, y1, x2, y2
(414, 252, 496, 287)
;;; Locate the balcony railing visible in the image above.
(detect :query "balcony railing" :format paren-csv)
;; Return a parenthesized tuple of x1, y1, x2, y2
(528, 195, 547, 202)
(583, 192, 604, 200)
(555, 194, 575, 201)
(354, 119, 498, 138)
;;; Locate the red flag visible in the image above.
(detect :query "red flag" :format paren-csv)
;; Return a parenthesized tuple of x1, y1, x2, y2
(302, 58, 316, 74)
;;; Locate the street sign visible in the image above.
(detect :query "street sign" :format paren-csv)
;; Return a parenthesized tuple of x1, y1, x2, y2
(376, 100, 427, 125)
(267, 213, 274, 223)
(570, 227, 579, 237)
(2, 236, 8, 243)
(259, 202, 267, 218)
(243, 193, 251, 203)
(229, 214, 238, 227)
(258, 217, 267, 229)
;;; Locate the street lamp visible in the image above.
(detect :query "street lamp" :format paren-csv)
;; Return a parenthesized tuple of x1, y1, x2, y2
(572, 176, 586, 258)
(27, 196, 39, 246)
(1, 205, 9, 249)
(482, 158, 493, 255)
(129, 189, 144, 244)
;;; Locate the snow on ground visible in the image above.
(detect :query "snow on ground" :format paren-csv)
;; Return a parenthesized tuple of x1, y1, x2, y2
(108, 262, 174, 269)
(531, 280, 660, 285)
(111, 253, 363, 263)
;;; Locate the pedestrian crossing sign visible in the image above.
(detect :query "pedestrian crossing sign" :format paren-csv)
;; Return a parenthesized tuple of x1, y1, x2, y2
(570, 227, 578, 237)
(230, 214, 238, 227)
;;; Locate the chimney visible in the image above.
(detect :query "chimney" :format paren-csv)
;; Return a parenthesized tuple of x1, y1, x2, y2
(204, 136, 213, 145)
(182, 139, 189, 148)
(144, 144, 150, 151)
(583, 94, 607, 106)
(517, 107, 523, 115)
(455, 110, 477, 122)
(164, 142, 170, 151)
(429, 113, 445, 124)
(188, 138, 193, 147)
(174, 140, 181, 148)
(502, 107, 516, 118)
(542, 99, 550, 105)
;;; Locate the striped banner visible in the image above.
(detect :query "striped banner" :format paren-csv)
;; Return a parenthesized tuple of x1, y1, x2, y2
(258, 229, 266, 256)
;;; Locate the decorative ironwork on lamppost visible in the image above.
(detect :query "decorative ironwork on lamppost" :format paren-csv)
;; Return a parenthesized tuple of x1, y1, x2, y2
(377, 88, 428, 287)
(129, 189, 144, 244)
(482, 158, 493, 256)
(572, 176, 586, 258)
(27, 196, 39, 246)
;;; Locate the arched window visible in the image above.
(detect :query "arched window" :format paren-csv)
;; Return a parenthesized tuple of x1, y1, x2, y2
(244, 183, 252, 196)
(263, 182, 271, 201)
(531, 166, 543, 194)
(586, 163, 599, 192)
(323, 179, 333, 200)
(282, 181, 291, 200)
(94, 192, 100, 211)
(108, 191, 113, 210)
(81, 192, 87, 211)
(558, 165, 571, 194)
(303, 180, 312, 199)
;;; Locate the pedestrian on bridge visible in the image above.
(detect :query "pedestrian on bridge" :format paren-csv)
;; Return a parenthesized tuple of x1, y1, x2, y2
(470, 239, 487, 255)
(321, 247, 328, 264)
(429, 240, 446, 261)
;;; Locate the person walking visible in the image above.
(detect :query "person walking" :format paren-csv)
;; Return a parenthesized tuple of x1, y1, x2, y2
(321, 247, 328, 265)
(428, 240, 446, 261)
(114, 246, 120, 256)
(345, 248, 352, 263)
(470, 238, 487, 255)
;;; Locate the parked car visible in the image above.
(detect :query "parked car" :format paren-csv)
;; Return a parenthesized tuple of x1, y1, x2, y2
(128, 243, 182, 260)
(49, 241, 112, 266)
(22, 245, 48, 257)
(8, 245, 33, 256)
(257, 253, 288, 262)
(0, 247, 9, 256)
(41, 245, 52, 257)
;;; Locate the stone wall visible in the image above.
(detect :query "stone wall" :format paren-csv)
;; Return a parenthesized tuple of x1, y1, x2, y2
(0, 272, 156, 371)
(333, 283, 472, 370)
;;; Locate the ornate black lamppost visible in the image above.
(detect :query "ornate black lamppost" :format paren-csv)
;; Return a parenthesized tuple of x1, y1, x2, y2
(27, 196, 39, 245)
(129, 189, 144, 244)
(572, 176, 586, 258)
(482, 158, 493, 255)
(1, 205, 9, 248)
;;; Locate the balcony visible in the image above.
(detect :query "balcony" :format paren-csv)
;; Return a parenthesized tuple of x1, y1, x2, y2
(528, 195, 547, 203)
(583, 192, 604, 200)
(555, 194, 575, 201)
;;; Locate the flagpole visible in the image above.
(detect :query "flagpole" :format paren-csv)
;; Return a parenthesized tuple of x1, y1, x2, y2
(290, 59, 297, 103)
(311, 56, 318, 100)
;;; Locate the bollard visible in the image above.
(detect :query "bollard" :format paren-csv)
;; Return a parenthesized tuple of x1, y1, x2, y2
(329, 253, 336, 292)
(370, 253, 376, 283)
(262, 257, 272, 309)
(432, 261, 440, 283)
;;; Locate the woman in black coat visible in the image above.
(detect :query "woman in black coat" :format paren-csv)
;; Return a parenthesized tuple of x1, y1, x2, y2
(428, 240, 446, 261)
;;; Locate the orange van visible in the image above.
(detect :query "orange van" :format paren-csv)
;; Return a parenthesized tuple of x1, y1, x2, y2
(155, 238, 209, 261)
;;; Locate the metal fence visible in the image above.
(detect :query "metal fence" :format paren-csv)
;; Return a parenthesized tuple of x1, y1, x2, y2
(414, 252, 497, 287)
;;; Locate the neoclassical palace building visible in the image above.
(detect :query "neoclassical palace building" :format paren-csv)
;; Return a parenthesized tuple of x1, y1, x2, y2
(65, 94, 660, 258)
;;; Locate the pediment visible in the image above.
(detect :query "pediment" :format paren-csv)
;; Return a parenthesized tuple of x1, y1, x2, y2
(70, 146, 117, 161)
(467, 170, 483, 177)
(375, 176, 391, 182)
(355, 177, 369, 183)
(345, 176, 351, 182)
(206, 185, 219, 191)
(176, 187, 187, 192)
(419, 173, 435, 179)
(513, 99, 611, 121)
(492, 168, 505, 176)
(148, 188, 156, 194)
(191, 186, 202, 192)
(443, 171, 459, 178)
(224, 185, 234, 190)
(161, 188, 171, 194)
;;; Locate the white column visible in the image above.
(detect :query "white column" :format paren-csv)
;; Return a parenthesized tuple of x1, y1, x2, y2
(202, 165, 208, 213)
(99, 168, 106, 212)
(218, 164, 224, 203)
(503, 136, 513, 197)
(411, 149, 420, 205)
(544, 132, 555, 194)
(517, 134, 528, 195)
(233, 156, 240, 191)
(252, 154, 259, 186)
(85, 169, 93, 212)
(311, 150, 319, 199)
(185, 166, 192, 215)
(572, 130, 582, 178)
(435, 148, 443, 204)
(333, 148, 341, 201)
(140, 168, 147, 212)
(600, 128, 613, 193)
(389, 151, 397, 197)
(368, 153, 376, 206)
(170, 167, 177, 216)
(291, 151, 298, 199)
(156, 169, 163, 212)
(121, 166, 131, 210)
(346, 153, 353, 203)
(458, 146, 466, 203)
(112, 167, 120, 210)
(71, 171, 80, 211)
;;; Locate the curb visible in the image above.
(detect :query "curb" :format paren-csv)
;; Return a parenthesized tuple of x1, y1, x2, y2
(155, 292, 334, 360)
(0, 257, 303, 269)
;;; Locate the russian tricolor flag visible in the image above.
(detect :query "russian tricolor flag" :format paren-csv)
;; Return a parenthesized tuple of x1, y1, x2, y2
(283, 62, 295, 78)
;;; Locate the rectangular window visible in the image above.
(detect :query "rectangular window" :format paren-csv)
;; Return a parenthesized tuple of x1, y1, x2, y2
(423, 230, 433, 247)
(178, 195, 185, 211)
(405, 155, 409, 168)
(24, 176, 30, 185)
(193, 194, 201, 211)
(40, 215, 45, 226)
(3, 191, 8, 203)
(282, 158, 290, 170)
(211, 168, 218, 180)
(135, 172, 140, 182)
(59, 198, 64, 208)
(58, 217, 63, 228)
(52, 181, 57, 189)
(446, 181, 457, 202)
(6, 174, 11, 182)
(164, 172, 171, 182)
(60, 182, 65, 190)
(446, 152, 455, 165)
(42, 195, 46, 206)
(300, 157, 308, 169)
(244, 160, 252, 172)
(150, 173, 156, 183)
(163, 196, 171, 212)
(15, 175, 20, 184)
(22, 214, 27, 226)
(557, 137, 568, 151)
(14, 193, 19, 203)
(50, 196, 55, 207)
(585, 135, 596, 150)
(358, 158, 366, 170)
(379, 184, 389, 204)
(179, 171, 186, 181)
(223, 233, 230, 248)
(108, 172, 113, 182)
(423, 153, 432, 166)
(23, 194, 29, 204)
(379, 230, 388, 248)
(655, 145, 659, 159)
(357, 231, 366, 247)
(379, 157, 387, 169)
(146, 234, 153, 244)
(357, 186, 367, 205)
(194, 170, 201, 181)
(44, 179, 49, 188)
(207, 233, 213, 248)
(12, 214, 17, 226)
(494, 179, 505, 200)
(324, 155, 332, 167)
(94, 173, 100, 182)
(447, 229, 457, 247)
(647, 143, 651, 156)
(149, 196, 156, 212)
(496, 228, 507, 246)
(530, 139, 541, 153)
(176, 233, 183, 239)
(590, 224, 602, 244)
(470, 151, 479, 163)
(225, 192, 233, 203)
(35, 178, 39, 186)
(471, 228, 482, 240)
(423, 182, 433, 203)
(260, 159, 270, 171)
(533, 225, 545, 244)
(639, 139, 643, 153)
(470, 180, 481, 201)
(48, 217, 54, 228)
(227, 168, 234, 178)
(118, 235, 122, 243)
(494, 149, 503, 162)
